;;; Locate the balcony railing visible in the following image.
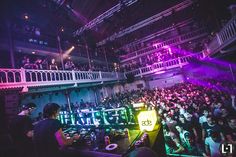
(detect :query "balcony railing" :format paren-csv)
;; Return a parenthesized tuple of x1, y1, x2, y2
(0, 69, 126, 91)
(207, 15, 236, 55)
(120, 28, 207, 63)
(126, 52, 204, 77)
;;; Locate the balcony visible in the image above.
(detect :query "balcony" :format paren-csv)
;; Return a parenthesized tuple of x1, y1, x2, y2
(207, 15, 236, 55)
(125, 52, 204, 77)
(120, 28, 207, 63)
(0, 69, 126, 92)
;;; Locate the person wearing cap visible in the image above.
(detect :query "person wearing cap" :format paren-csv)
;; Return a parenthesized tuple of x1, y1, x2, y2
(8, 102, 36, 157)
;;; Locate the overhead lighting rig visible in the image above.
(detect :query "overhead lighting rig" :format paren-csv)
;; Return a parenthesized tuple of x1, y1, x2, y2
(97, 0, 193, 46)
(73, 0, 138, 37)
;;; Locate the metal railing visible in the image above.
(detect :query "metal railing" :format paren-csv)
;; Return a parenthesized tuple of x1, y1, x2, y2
(0, 69, 126, 91)
(125, 52, 204, 77)
(207, 15, 236, 55)
(120, 28, 207, 63)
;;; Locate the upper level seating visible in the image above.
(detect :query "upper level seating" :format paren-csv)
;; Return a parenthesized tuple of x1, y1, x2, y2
(120, 28, 207, 63)
(207, 14, 236, 56)
(0, 68, 126, 91)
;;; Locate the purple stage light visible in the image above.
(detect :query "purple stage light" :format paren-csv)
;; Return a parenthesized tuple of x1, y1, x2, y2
(71, 9, 88, 24)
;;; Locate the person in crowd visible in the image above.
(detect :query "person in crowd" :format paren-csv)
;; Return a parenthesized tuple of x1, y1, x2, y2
(212, 102, 223, 118)
(35, 58, 43, 70)
(175, 124, 190, 144)
(165, 115, 177, 132)
(163, 125, 180, 145)
(35, 112, 43, 121)
(22, 56, 28, 68)
(182, 133, 204, 156)
(182, 111, 199, 142)
(80, 99, 85, 108)
(65, 60, 70, 70)
(178, 114, 191, 132)
(202, 115, 225, 141)
(199, 108, 210, 126)
(165, 136, 185, 154)
(9, 103, 36, 157)
(225, 116, 236, 144)
(33, 103, 80, 157)
(49, 58, 58, 70)
(22, 56, 32, 69)
(65, 60, 75, 70)
(74, 101, 79, 109)
(230, 95, 236, 110)
(42, 58, 49, 69)
(204, 131, 223, 157)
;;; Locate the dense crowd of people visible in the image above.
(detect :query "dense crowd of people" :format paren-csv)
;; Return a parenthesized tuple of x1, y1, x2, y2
(8, 77, 236, 157)
(28, 72, 235, 156)
(84, 79, 235, 156)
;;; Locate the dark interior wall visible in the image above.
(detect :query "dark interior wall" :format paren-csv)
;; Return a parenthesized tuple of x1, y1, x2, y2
(0, 91, 20, 133)
(0, 93, 6, 133)
(0, 50, 11, 68)
(20, 87, 99, 118)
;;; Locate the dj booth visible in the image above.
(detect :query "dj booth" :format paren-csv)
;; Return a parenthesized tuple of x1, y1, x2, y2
(59, 105, 166, 157)
(58, 106, 136, 126)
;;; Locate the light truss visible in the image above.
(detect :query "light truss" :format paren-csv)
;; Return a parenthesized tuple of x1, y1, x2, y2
(52, 0, 66, 7)
(120, 19, 194, 51)
(97, 0, 194, 46)
(73, 0, 138, 36)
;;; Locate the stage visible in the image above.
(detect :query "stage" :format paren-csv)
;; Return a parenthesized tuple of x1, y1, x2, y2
(63, 122, 166, 157)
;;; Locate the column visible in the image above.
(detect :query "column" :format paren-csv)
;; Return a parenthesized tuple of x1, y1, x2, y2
(57, 35, 64, 70)
(6, 20, 15, 68)
(85, 43, 92, 70)
(103, 47, 109, 71)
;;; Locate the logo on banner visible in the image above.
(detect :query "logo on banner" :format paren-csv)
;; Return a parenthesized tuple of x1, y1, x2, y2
(138, 110, 157, 131)
(141, 119, 152, 126)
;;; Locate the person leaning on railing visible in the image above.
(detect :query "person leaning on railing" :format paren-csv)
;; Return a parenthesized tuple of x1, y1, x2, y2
(49, 58, 58, 70)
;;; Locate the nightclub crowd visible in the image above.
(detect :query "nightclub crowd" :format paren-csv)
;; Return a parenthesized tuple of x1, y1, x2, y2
(61, 78, 236, 157)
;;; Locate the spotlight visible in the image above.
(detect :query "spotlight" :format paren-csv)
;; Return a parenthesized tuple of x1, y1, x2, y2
(64, 46, 75, 57)
(24, 14, 29, 20)
(32, 51, 35, 54)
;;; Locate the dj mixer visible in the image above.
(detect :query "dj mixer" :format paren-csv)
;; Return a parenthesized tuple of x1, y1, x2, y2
(62, 112, 166, 157)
